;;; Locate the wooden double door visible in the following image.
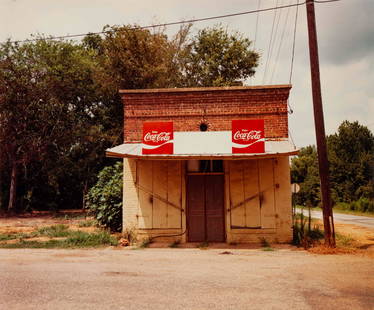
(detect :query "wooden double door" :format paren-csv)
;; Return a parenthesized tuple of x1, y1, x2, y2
(187, 174, 225, 242)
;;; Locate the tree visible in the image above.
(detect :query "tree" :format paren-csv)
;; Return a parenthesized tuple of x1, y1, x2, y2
(328, 121, 374, 202)
(291, 145, 321, 206)
(182, 25, 259, 87)
(291, 121, 374, 207)
(0, 38, 103, 212)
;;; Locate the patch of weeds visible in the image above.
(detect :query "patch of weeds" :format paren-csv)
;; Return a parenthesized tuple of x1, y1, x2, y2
(197, 241, 209, 249)
(336, 233, 355, 248)
(122, 227, 137, 245)
(36, 224, 70, 238)
(65, 231, 118, 247)
(0, 239, 63, 249)
(0, 230, 117, 249)
(53, 213, 86, 220)
(0, 234, 17, 241)
(139, 238, 153, 248)
(78, 219, 97, 228)
(169, 240, 181, 248)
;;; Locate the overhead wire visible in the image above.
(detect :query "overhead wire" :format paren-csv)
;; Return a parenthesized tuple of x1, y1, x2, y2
(266, 0, 284, 84)
(253, 0, 261, 50)
(270, 0, 292, 83)
(250, 0, 261, 86)
(262, 0, 279, 84)
(2, 0, 342, 45)
(286, 0, 301, 148)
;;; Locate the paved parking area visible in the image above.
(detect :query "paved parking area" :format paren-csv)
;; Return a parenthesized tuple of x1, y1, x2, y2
(0, 248, 373, 310)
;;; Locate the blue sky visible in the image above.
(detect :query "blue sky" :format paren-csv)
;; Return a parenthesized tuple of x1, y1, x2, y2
(1, 0, 373, 147)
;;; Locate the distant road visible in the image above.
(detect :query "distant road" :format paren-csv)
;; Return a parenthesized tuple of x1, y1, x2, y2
(296, 208, 374, 230)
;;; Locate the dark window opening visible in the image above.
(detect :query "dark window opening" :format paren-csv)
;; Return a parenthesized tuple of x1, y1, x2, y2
(198, 160, 223, 173)
(199, 122, 208, 131)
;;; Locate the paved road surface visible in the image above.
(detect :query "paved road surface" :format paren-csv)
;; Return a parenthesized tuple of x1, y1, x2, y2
(0, 248, 373, 310)
(297, 208, 374, 229)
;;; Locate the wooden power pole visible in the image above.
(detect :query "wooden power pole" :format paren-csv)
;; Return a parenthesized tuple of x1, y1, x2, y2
(305, 0, 335, 246)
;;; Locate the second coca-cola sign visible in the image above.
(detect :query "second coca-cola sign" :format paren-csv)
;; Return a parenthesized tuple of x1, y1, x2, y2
(232, 119, 265, 153)
(142, 121, 173, 154)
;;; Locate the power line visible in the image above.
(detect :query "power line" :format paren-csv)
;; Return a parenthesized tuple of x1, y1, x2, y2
(270, 0, 293, 83)
(3, 0, 341, 45)
(263, 0, 279, 84)
(289, 0, 300, 84)
(253, 0, 261, 50)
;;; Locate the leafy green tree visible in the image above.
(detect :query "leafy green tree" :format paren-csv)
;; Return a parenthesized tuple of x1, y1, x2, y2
(291, 145, 321, 206)
(291, 121, 374, 208)
(182, 25, 259, 87)
(87, 162, 123, 232)
(328, 121, 374, 202)
(0, 38, 105, 212)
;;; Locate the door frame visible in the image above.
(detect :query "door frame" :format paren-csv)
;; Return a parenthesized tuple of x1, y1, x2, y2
(186, 171, 226, 242)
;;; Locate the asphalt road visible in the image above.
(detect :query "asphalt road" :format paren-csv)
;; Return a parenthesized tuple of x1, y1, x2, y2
(0, 248, 373, 310)
(297, 208, 374, 230)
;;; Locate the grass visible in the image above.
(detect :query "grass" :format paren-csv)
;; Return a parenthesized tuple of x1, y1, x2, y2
(36, 224, 70, 237)
(78, 219, 97, 227)
(336, 233, 355, 248)
(0, 225, 118, 249)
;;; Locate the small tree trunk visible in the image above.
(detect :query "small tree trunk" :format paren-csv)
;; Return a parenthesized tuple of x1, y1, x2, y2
(7, 162, 17, 212)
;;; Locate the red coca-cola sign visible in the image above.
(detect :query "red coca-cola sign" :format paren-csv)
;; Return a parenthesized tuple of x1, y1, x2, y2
(142, 122, 173, 154)
(232, 119, 265, 153)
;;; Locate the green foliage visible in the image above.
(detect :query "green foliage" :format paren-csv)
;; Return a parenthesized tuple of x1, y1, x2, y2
(183, 25, 259, 87)
(291, 121, 374, 210)
(36, 224, 70, 237)
(335, 198, 374, 213)
(78, 219, 97, 227)
(291, 146, 321, 206)
(293, 212, 324, 247)
(87, 162, 123, 232)
(0, 37, 112, 212)
(1, 24, 260, 214)
(0, 230, 117, 248)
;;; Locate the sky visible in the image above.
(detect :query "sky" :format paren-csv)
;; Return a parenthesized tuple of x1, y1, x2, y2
(0, 0, 373, 147)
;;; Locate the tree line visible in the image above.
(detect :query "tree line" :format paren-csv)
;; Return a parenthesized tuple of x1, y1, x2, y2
(291, 121, 374, 212)
(0, 24, 259, 213)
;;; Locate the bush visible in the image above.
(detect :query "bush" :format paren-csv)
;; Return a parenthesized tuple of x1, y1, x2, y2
(86, 162, 123, 232)
(334, 198, 374, 213)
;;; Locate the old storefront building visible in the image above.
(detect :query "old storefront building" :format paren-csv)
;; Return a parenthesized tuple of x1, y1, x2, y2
(107, 85, 298, 243)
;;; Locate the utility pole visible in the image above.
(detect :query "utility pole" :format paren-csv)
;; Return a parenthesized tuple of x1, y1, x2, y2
(305, 0, 335, 246)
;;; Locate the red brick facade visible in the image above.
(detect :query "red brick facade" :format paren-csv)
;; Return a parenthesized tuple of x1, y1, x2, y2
(120, 85, 291, 143)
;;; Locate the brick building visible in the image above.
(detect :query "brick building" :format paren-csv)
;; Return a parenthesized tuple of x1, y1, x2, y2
(107, 85, 298, 243)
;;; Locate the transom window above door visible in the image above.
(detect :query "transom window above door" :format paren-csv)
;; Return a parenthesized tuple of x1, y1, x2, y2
(187, 160, 223, 173)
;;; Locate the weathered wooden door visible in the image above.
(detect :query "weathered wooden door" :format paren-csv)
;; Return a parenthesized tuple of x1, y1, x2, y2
(187, 175, 225, 242)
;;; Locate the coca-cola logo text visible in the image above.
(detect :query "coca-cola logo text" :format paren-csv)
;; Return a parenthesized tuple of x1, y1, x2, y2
(144, 131, 171, 143)
(233, 130, 262, 141)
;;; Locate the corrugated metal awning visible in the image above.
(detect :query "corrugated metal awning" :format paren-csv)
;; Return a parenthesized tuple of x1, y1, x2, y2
(106, 131, 298, 159)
